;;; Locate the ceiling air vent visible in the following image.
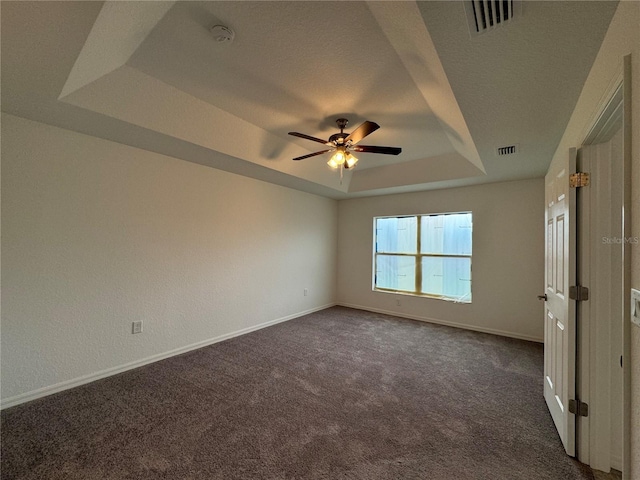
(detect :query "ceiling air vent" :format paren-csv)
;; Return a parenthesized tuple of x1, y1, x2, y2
(496, 144, 519, 156)
(464, 1, 519, 36)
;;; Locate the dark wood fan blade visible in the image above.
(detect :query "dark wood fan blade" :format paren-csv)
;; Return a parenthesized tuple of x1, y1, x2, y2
(352, 145, 402, 155)
(288, 132, 330, 145)
(293, 149, 331, 161)
(345, 121, 380, 145)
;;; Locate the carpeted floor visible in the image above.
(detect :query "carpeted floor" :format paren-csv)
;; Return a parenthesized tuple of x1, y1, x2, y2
(1, 306, 594, 479)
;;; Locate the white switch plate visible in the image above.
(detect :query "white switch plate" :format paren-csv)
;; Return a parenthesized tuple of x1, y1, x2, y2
(132, 321, 143, 334)
(632, 288, 640, 327)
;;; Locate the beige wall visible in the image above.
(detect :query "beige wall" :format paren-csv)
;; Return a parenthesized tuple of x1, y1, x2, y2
(1, 114, 338, 406)
(337, 178, 545, 342)
(630, 4, 640, 475)
(546, 2, 639, 476)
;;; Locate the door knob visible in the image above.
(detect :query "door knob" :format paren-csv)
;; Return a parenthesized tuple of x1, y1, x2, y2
(537, 294, 547, 301)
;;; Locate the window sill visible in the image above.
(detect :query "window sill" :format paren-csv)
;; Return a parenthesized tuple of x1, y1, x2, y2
(373, 288, 472, 304)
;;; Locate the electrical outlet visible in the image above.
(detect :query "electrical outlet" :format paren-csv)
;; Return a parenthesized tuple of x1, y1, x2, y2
(304, 288, 308, 297)
(632, 289, 640, 327)
(132, 321, 143, 334)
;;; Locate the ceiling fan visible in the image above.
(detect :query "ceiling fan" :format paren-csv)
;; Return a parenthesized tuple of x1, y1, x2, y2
(288, 118, 401, 170)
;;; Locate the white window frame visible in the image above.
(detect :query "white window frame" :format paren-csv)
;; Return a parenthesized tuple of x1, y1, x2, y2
(372, 212, 472, 303)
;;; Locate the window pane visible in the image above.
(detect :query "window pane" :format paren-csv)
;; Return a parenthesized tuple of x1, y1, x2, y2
(375, 255, 416, 292)
(421, 213, 472, 255)
(422, 256, 471, 301)
(376, 217, 417, 254)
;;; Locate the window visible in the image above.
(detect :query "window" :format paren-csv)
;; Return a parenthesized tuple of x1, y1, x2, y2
(373, 212, 472, 302)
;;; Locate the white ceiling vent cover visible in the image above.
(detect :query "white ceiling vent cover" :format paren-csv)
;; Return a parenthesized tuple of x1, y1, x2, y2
(496, 144, 519, 156)
(464, 1, 519, 36)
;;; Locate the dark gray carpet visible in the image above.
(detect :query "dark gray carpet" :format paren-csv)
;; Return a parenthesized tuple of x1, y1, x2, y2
(1, 306, 594, 479)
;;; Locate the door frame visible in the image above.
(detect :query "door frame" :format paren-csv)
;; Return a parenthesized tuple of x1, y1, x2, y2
(575, 54, 632, 478)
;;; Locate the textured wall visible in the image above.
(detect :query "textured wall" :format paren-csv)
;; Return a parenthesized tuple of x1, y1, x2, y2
(1, 114, 337, 405)
(337, 178, 545, 342)
(547, 2, 639, 476)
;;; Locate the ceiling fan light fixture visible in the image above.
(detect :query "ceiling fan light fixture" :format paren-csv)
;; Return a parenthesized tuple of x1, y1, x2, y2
(345, 152, 358, 169)
(328, 147, 347, 168)
(328, 150, 357, 170)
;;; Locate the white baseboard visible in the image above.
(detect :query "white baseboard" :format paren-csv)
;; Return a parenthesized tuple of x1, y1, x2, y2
(337, 302, 544, 343)
(1, 303, 335, 410)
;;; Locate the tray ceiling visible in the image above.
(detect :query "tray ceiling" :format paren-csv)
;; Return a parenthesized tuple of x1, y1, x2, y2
(1, 1, 618, 198)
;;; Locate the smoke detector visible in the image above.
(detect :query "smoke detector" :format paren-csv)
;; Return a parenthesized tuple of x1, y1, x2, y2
(210, 25, 235, 44)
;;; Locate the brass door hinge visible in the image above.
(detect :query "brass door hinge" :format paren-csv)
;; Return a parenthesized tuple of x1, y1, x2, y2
(569, 285, 589, 301)
(568, 399, 589, 417)
(569, 172, 590, 188)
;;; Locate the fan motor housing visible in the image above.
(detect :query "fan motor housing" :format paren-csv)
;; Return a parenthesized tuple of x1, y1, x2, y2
(329, 133, 349, 145)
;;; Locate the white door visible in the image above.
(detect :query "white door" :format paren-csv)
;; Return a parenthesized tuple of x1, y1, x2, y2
(544, 148, 577, 456)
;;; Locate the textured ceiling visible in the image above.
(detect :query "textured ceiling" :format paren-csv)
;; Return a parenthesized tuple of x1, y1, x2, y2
(1, 1, 618, 198)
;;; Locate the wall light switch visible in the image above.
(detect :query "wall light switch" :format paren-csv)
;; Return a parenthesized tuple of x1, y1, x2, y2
(132, 321, 143, 334)
(632, 289, 640, 327)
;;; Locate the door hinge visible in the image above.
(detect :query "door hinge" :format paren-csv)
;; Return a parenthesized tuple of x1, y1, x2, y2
(569, 172, 590, 188)
(569, 285, 589, 301)
(568, 399, 589, 417)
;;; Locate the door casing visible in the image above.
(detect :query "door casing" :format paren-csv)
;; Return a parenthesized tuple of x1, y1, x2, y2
(574, 55, 632, 478)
